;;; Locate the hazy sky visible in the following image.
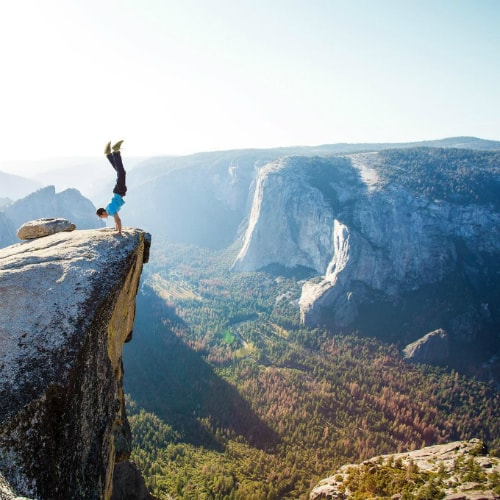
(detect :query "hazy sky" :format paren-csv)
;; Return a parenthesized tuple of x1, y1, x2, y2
(1, 0, 499, 165)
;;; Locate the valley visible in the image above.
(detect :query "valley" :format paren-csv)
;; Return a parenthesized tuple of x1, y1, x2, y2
(123, 241, 500, 499)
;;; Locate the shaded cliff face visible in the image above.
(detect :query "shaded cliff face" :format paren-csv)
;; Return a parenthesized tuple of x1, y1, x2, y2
(233, 151, 500, 361)
(0, 228, 151, 499)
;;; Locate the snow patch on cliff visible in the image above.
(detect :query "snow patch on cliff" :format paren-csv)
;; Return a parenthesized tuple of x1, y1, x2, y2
(349, 152, 382, 192)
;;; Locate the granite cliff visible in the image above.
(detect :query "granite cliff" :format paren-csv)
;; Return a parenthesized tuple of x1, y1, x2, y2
(233, 149, 500, 366)
(0, 227, 151, 499)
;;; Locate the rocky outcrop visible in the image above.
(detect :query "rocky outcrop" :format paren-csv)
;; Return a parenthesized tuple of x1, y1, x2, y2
(403, 328, 450, 364)
(16, 217, 76, 240)
(310, 439, 500, 499)
(0, 228, 151, 499)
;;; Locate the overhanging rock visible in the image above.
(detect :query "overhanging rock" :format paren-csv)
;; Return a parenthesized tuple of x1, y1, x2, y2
(0, 227, 151, 500)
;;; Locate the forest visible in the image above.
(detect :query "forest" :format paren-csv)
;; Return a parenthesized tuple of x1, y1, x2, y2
(123, 239, 500, 499)
(377, 147, 500, 207)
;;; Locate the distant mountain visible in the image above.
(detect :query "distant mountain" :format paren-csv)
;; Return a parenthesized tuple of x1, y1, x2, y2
(123, 136, 500, 246)
(410, 135, 500, 150)
(124, 149, 278, 247)
(0, 156, 147, 206)
(0, 171, 42, 201)
(0, 186, 103, 247)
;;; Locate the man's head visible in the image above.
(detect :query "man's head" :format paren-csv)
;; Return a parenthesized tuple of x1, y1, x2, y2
(96, 208, 108, 219)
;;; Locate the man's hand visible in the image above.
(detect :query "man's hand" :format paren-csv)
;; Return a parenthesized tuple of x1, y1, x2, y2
(114, 213, 122, 235)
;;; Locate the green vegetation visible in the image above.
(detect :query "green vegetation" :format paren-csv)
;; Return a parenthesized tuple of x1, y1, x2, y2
(123, 240, 500, 499)
(337, 445, 500, 499)
(340, 459, 444, 499)
(377, 147, 500, 207)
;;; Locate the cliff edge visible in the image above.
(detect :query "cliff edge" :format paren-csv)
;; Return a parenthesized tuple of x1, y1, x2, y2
(0, 227, 151, 499)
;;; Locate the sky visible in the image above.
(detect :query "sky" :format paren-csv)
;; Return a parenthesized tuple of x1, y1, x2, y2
(0, 0, 499, 170)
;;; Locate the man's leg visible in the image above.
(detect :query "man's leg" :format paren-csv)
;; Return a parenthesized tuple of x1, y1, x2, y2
(107, 154, 118, 171)
(112, 151, 127, 196)
(105, 142, 118, 171)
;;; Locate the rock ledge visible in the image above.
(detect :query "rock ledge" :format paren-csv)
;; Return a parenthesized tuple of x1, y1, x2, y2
(0, 228, 151, 499)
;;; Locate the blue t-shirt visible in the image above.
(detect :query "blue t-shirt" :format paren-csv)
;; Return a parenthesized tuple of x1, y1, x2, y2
(106, 193, 125, 216)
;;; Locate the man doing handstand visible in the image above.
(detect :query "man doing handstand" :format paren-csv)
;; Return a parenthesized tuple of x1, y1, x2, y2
(96, 140, 127, 235)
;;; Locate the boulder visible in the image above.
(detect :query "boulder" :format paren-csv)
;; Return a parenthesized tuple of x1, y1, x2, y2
(403, 328, 450, 364)
(17, 217, 76, 240)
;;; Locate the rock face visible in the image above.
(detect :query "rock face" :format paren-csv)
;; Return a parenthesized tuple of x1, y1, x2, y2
(232, 157, 335, 272)
(403, 328, 450, 364)
(124, 142, 414, 249)
(0, 228, 151, 499)
(310, 439, 500, 499)
(232, 151, 500, 363)
(16, 217, 76, 240)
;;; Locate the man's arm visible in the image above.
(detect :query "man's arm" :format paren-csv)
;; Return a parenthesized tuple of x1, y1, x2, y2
(113, 213, 122, 235)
